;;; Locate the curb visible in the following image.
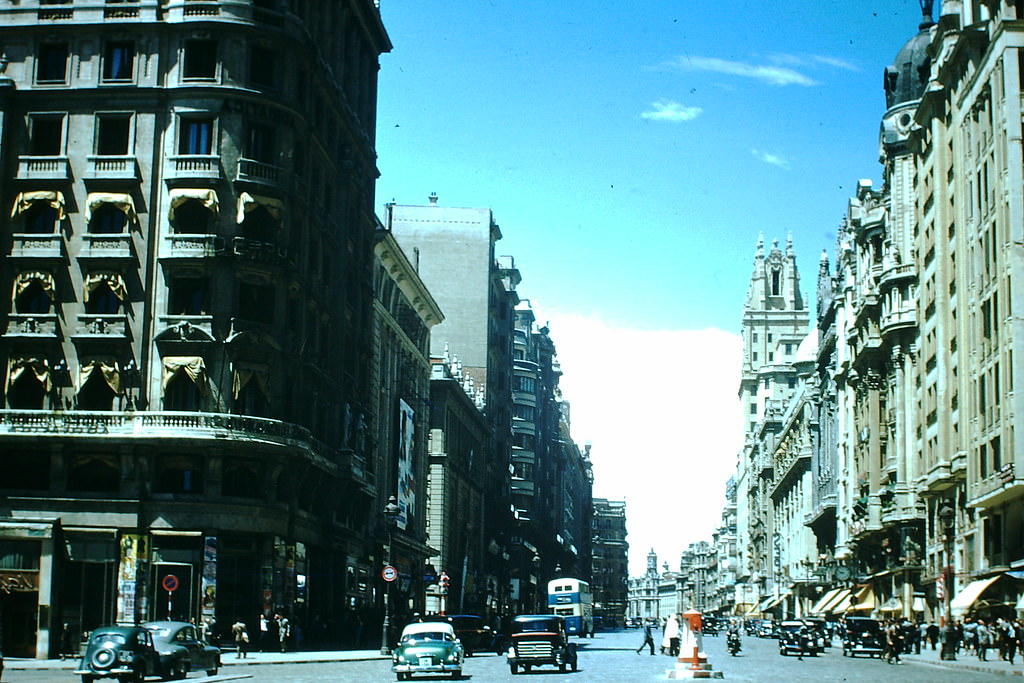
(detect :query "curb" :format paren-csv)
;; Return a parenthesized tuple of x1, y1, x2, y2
(905, 654, 1024, 678)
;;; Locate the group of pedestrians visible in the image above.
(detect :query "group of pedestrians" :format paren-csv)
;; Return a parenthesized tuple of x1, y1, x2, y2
(228, 613, 296, 658)
(958, 617, 1023, 663)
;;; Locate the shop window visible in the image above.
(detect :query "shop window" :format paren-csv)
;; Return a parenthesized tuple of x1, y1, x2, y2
(156, 457, 203, 493)
(102, 40, 134, 82)
(84, 281, 122, 314)
(78, 370, 116, 411)
(163, 372, 202, 411)
(15, 280, 52, 314)
(178, 116, 214, 155)
(30, 114, 65, 156)
(183, 39, 217, 79)
(238, 282, 275, 324)
(1, 453, 50, 491)
(96, 114, 131, 155)
(36, 42, 69, 83)
(167, 277, 208, 315)
(68, 454, 120, 492)
(88, 204, 128, 234)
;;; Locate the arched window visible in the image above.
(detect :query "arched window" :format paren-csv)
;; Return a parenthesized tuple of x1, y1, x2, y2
(14, 273, 54, 314)
(771, 269, 781, 296)
(236, 192, 281, 243)
(169, 189, 218, 234)
(88, 204, 128, 234)
(84, 282, 122, 315)
(12, 191, 65, 234)
(222, 460, 262, 498)
(162, 357, 207, 411)
(77, 362, 119, 411)
(6, 360, 49, 409)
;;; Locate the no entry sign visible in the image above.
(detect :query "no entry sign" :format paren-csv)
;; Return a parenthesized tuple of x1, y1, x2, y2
(162, 574, 180, 592)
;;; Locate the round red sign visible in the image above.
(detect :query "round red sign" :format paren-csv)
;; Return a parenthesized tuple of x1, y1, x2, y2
(382, 565, 398, 582)
(161, 574, 180, 592)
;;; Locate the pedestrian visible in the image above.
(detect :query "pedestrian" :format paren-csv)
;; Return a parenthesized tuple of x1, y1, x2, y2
(1003, 619, 1016, 664)
(275, 613, 291, 653)
(927, 621, 939, 650)
(232, 619, 249, 658)
(637, 619, 655, 655)
(258, 613, 269, 652)
(977, 619, 991, 661)
(662, 614, 680, 657)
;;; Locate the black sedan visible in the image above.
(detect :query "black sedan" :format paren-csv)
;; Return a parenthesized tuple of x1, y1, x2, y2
(74, 625, 161, 683)
(142, 621, 220, 678)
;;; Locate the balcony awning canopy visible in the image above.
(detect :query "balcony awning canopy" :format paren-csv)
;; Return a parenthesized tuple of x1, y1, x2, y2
(161, 356, 208, 395)
(85, 192, 138, 224)
(950, 576, 1000, 615)
(13, 271, 55, 302)
(78, 360, 121, 393)
(169, 188, 219, 222)
(84, 273, 128, 302)
(236, 191, 283, 223)
(11, 190, 66, 220)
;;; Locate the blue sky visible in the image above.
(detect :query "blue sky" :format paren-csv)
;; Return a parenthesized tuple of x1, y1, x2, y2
(374, 1, 932, 575)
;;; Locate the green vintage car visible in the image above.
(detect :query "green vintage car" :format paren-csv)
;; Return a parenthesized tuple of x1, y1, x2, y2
(392, 621, 464, 680)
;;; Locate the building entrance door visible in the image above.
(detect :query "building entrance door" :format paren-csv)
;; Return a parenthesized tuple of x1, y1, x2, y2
(0, 588, 38, 657)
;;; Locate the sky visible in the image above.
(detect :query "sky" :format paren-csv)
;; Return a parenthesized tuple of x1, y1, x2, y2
(374, 1, 933, 576)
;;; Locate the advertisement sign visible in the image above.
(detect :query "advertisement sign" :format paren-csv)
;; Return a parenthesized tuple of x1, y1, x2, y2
(396, 398, 416, 530)
(116, 534, 149, 624)
(201, 536, 217, 621)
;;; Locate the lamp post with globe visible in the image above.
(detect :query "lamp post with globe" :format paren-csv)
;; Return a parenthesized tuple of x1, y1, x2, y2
(939, 503, 956, 661)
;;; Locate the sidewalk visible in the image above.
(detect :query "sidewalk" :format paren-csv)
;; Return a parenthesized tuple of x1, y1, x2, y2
(3, 649, 388, 671)
(903, 645, 1024, 677)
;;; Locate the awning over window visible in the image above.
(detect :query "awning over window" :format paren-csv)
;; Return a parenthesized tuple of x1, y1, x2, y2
(236, 191, 283, 224)
(78, 360, 121, 394)
(12, 271, 56, 302)
(231, 366, 270, 399)
(84, 192, 138, 225)
(809, 588, 843, 615)
(6, 358, 51, 392)
(11, 190, 66, 220)
(84, 273, 128, 302)
(950, 576, 1001, 615)
(168, 188, 219, 222)
(825, 589, 853, 614)
(161, 356, 208, 394)
(764, 592, 790, 610)
(847, 586, 875, 613)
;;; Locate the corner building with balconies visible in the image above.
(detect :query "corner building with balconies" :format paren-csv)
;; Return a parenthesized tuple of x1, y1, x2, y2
(0, 0, 391, 657)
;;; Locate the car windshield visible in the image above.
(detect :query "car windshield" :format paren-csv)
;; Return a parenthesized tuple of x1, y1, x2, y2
(402, 631, 451, 643)
(93, 633, 127, 645)
(848, 620, 881, 634)
(144, 625, 174, 638)
(514, 620, 559, 633)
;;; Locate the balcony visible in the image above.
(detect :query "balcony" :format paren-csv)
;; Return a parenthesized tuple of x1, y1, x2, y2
(81, 233, 133, 261)
(155, 315, 215, 343)
(162, 233, 222, 260)
(881, 306, 916, 335)
(17, 156, 70, 181)
(71, 314, 129, 340)
(10, 233, 64, 261)
(232, 237, 286, 265)
(3, 314, 59, 340)
(235, 158, 283, 188)
(85, 155, 140, 182)
(165, 155, 221, 183)
(879, 263, 915, 288)
(969, 465, 1021, 508)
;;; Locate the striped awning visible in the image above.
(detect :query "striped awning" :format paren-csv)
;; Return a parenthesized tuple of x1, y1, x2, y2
(809, 588, 843, 615)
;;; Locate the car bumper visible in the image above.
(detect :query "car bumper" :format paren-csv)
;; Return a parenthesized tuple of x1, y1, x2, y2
(73, 666, 136, 676)
(846, 645, 883, 655)
(393, 663, 461, 673)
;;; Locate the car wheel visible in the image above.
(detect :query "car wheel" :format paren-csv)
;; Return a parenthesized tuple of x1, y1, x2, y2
(560, 662, 568, 672)
(509, 663, 519, 675)
(82, 676, 96, 683)
(206, 666, 218, 676)
(451, 670, 462, 680)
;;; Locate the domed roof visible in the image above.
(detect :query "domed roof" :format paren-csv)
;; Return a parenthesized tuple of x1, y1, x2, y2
(884, 4, 935, 108)
(794, 331, 818, 366)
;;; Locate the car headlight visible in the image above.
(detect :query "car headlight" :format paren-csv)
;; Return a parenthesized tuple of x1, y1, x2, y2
(447, 652, 459, 662)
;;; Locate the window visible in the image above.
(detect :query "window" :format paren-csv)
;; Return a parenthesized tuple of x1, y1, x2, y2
(102, 41, 134, 82)
(749, 403, 757, 415)
(183, 39, 217, 79)
(514, 375, 536, 393)
(222, 461, 262, 497)
(171, 199, 215, 235)
(22, 201, 59, 234)
(84, 280, 122, 315)
(513, 404, 535, 421)
(771, 269, 781, 296)
(15, 279, 52, 314)
(238, 282, 275, 324)
(29, 115, 65, 156)
(168, 277, 208, 315)
(96, 114, 131, 155)
(179, 116, 214, 155)
(246, 123, 276, 163)
(68, 455, 119, 491)
(36, 42, 69, 83)
(88, 204, 128, 234)
(249, 46, 277, 88)
(7, 367, 47, 410)
(155, 457, 204, 492)
(164, 374, 203, 412)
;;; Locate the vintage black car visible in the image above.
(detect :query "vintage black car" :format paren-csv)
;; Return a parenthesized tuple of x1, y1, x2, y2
(74, 625, 161, 683)
(442, 615, 494, 656)
(506, 614, 577, 674)
(142, 621, 220, 678)
(778, 620, 819, 657)
(841, 616, 884, 658)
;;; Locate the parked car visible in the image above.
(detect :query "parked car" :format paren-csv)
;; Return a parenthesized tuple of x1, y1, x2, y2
(506, 614, 577, 675)
(142, 621, 220, 678)
(778, 620, 819, 657)
(442, 614, 493, 656)
(802, 617, 830, 648)
(841, 616, 884, 658)
(391, 621, 464, 680)
(73, 625, 161, 683)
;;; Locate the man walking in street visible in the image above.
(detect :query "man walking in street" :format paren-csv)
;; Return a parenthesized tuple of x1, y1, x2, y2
(637, 619, 655, 655)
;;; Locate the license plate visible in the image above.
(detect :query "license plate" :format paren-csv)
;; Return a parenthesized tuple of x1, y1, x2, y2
(418, 656, 432, 667)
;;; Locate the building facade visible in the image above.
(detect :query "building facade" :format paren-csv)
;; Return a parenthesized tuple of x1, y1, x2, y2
(0, 0, 391, 658)
(591, 498, 628, 627)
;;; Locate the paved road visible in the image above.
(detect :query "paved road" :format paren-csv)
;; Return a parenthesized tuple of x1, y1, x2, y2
(7, 629, 1013, 682)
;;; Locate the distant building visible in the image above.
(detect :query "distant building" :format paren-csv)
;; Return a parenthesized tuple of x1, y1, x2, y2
(591, 498, 628, 627)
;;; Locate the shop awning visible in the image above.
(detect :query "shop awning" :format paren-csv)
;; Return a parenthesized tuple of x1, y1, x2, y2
(809, 588, 842, 615)
(763, 593, 790, 610)
(823, 589, 853, 614)
(85, 192, 138, 224)
(950, 576, 1000, 615)
(847, 586, 874, 612)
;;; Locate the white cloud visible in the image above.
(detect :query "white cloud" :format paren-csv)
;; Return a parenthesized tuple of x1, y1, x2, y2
(641, 99, 703, 122)
(538, 311, 743, 576)
(663, 55, 818, 87)
(811, 54, 859, 71)
(751, 148, 791, 169)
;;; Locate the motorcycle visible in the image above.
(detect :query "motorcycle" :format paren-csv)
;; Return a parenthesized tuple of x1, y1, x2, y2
(727, 632, 742, 656)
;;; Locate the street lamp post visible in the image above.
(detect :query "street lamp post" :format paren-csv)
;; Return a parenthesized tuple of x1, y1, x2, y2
(380, 495, 400, 655)
(939, 504, 956, 661)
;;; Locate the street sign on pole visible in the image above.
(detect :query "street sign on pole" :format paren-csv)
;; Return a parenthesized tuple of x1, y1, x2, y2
(382, 565, 398, 582)
(162, 574, 180, 592)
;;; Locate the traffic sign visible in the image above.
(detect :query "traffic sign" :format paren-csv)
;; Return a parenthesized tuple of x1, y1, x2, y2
(382, 565, 398, 582)
(162, 574, 180, 592)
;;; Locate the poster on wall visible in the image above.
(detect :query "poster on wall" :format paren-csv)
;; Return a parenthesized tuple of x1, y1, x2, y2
(116, 534, 149, 624)
(396, 398, 416, 530)
(200, 536, 217, 623)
